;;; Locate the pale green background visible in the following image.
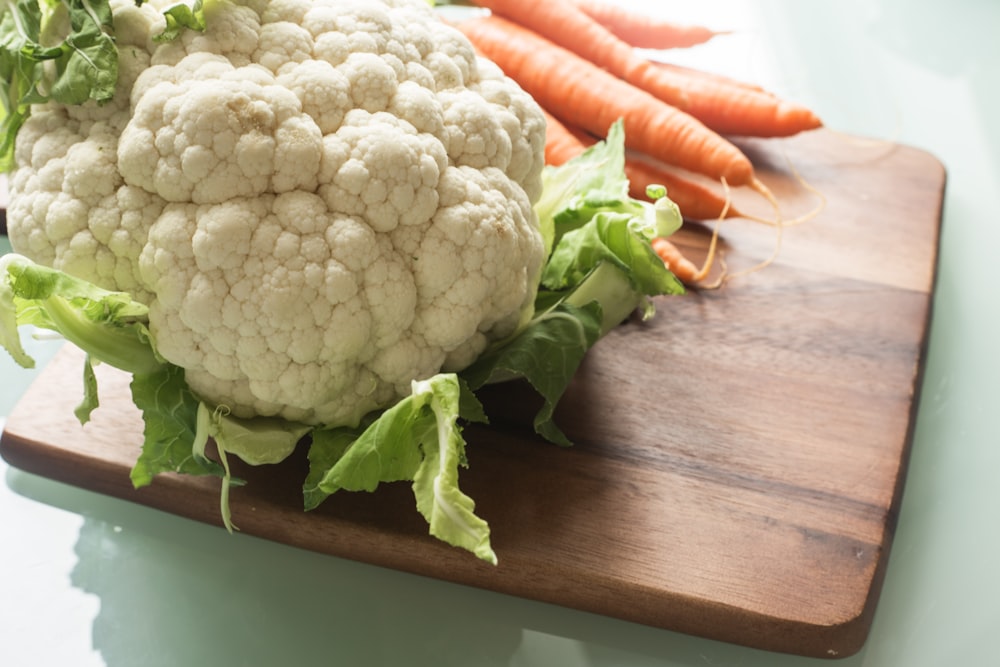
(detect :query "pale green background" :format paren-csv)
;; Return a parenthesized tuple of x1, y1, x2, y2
(2, 1, 998, 665)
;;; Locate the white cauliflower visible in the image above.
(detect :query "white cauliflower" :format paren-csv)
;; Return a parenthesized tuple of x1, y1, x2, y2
(7, 0, 547, 428)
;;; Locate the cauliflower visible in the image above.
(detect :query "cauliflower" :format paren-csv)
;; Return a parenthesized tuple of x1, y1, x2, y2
(2, 0, 684, 563)
(6, 0, 547, 428)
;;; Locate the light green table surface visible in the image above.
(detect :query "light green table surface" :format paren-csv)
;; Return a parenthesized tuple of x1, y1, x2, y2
(3, 1, 998, 665)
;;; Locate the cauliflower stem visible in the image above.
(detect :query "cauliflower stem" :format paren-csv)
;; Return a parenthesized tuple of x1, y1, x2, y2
(0, 253, 159, 374)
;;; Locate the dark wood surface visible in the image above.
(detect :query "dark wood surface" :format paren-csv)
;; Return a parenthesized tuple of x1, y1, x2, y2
(0, 130, 946, 658)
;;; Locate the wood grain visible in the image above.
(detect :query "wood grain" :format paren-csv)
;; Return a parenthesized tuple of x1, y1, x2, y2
(0, 130, 945, 659)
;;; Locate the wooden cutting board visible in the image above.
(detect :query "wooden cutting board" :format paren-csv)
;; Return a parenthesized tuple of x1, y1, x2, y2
(0, 129, 945, 659)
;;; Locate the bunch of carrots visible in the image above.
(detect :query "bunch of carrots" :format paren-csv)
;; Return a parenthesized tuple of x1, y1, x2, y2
(449, 0, 824, 286)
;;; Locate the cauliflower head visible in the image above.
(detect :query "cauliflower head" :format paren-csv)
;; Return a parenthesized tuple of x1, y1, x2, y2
(7, 0, 547, 427)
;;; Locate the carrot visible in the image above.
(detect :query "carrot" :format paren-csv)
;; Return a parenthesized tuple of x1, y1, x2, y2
(570, 0, 727, 49)
(542, 104, 740, 220)
(653, 60, 770, 95)
(458, 15, 757, 187)
(649, 63, 822, 138)
(651, 237, 702, 286)
(472, 0, 821, 138)
(542, 109, 736, 220)
(472, 0, 690, 109)
(540, 108, 589, 166)
(623, 158, 739, 222)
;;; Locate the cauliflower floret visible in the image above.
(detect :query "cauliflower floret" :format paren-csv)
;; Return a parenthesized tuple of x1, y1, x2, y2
(276, 59, 352, 134)
(412, 165, 540, 360)
(151, 1, 261, 67)
(7, 0, 547, 428)
(317, 109, 446, 232)
(119, 53, 324, 203)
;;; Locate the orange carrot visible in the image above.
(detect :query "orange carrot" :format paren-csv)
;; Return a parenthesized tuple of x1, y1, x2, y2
(472, 0, 821, 138)
(650, 63, 822, 138)
(623, 158, 739, 222)
(651, 236, 701, 286)
(472, 0, 690, 109)
(653, 60, 770, 95)
(458, 15, 756, 186)
(543, 103, 739, 221)
(541, 109, 589, 166)
(571, 0, 726, 49)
